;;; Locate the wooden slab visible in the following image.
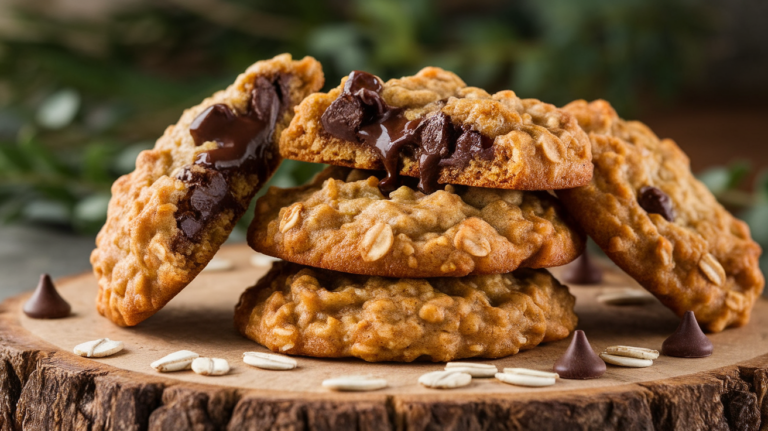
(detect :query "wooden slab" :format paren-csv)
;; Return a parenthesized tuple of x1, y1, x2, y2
(1, 243, 766, 430)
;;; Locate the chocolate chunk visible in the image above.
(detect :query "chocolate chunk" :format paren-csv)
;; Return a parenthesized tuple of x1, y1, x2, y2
(320, 70, 496, 196)
(440, 126, 495, 169)
(661, 310, 713, 358)
(321, 70, 386, 143)
(638, 186, 675, 222)
(553, 330, 606, 379)
(561, 252, 603, 285)
(417, 113, 454, 193)
(174, 168, 239, 241)
(23, 274, 71, 319)
(321, 95, 365, 142)
(175, 74, 289, 241)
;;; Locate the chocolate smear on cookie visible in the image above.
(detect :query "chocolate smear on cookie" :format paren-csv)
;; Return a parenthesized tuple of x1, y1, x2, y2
(321, 71, 494, 195)
(174, 74, 290, 242)
(638, 186, 675, 221)
(561, 252, 603, 285)
(661, 311, 713, 358)
(553, 330, 606, 379)
(23, 274, 71, 319)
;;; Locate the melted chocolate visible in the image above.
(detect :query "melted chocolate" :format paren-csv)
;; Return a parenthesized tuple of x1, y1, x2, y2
(561, 252, 604, 285)
(661, 311, 713, 358)
(360, 115, 423, 194)
(638, 186, 675, 222)
(553, 330, 606, 379)
(320, 71, 496, 195)
(23, 274, 71, 319)
(175, 74, 289, 241)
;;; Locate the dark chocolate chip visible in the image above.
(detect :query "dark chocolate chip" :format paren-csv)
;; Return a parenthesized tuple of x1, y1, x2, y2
(175, 74, 289, 241)
(554, 330, 606, 379)
(638, 186, 675, 222)
(321, 95, 365, 142)
(23, 274, 71, 319)
(439, 126, 495, 170)
(320, 70, 496, 196)
(661, 310, 713, 358)
(561, 252, 603, 285)
(174, 169, 238, 241)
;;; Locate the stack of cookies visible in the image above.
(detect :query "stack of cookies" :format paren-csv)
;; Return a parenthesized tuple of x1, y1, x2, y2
(233, 68, 593, 362)
(90, 54, 763, 364)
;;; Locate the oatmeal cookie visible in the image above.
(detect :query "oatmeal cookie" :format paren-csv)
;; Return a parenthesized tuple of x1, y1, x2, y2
(90, 54, 324, 326)
(234, 262, 577, 362)
(248, 167, 585, 278)
(280, 68, 592, 194)
(557, 100, 764, 332)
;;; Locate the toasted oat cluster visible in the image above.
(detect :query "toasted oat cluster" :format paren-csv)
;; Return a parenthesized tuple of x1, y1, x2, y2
(234, 262, 577, 362)
(557, 100, 764, 332)
(90, 54, 324, 326)
(280, 67, 593, 193)
(248, 167, 584, 278)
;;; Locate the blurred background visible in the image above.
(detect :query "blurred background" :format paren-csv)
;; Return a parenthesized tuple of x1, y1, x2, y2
(0, 0, 766, 299)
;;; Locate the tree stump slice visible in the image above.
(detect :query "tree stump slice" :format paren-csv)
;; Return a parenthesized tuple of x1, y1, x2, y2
(1, 244, 767, 430)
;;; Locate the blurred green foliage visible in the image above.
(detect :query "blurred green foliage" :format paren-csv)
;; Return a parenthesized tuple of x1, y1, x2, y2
(0, 0, 719, 235)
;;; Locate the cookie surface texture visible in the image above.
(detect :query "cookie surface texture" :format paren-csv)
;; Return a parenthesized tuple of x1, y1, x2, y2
(91, 54, 324, 326)
(280, 67, 592, 193)
(248, 167, 585, 278)
(234, 262, 577, 362)
(557, 100, 763, 332)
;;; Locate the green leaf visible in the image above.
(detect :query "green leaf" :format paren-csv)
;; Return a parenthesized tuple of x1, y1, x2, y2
(112, 141, 153, 175)
(21, 199, 71, 225)
(36, 89, 81, 130)
(740, 204, 768, 246)
(697, 167, 729, 194)
(18, 138, 74, 178)
(74, 193, 110, 222)
(286, 159, 325, 185)
(73, 193, 110, 233)
(726, 160, 750, 189)
(754, 168, 768, 202)
(82, 142, 119, 184)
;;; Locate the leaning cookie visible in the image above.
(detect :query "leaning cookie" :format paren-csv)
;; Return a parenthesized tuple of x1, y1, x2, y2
(280, 67, 592, 194)
(90, 54, 324, 326)
(234, 262, 577, 362)
(557, 100, 764, 332)
(248, 166, 585, 278)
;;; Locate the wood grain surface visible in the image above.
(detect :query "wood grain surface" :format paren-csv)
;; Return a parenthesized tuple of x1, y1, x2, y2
(1, 244, 767, 430)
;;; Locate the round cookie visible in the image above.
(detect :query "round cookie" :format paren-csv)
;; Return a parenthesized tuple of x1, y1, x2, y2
(90, 54, 324, 326)
(557, 100, 764, 332)
(248, 167, 585, 278)
(234, 261, 578, 362)
(280, 68, 593, 194)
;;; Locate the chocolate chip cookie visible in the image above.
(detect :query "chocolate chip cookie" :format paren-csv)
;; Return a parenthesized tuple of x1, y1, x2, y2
(280, 67, 593, 194)
(557, 100, 764, 332)
(248, 166, 585, 278)
(234, 261, 577, 362)
(90, 54, 324, 326)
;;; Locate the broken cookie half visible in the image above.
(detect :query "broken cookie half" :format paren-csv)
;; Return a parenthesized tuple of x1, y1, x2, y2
(280, 67, 593, 195)
(91, 54, 324, 326)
